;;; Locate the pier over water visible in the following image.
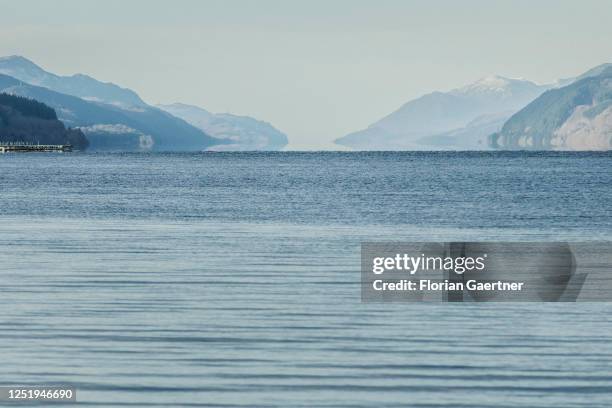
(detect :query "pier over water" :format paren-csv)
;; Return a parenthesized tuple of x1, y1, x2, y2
(0, 142, 72, 153)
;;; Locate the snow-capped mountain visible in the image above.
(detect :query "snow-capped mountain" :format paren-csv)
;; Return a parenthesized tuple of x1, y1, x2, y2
(451, 75, 536, 97)
(158, 103, 289, 151)
(336, 75, 550, 150)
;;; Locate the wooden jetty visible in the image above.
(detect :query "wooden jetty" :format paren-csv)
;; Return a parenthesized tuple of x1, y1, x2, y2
(0, 142, 72, 153)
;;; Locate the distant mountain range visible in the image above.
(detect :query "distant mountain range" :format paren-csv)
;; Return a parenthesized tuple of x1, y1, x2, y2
(0, 56, 219, 151)
(337, 64, 612, 151)
(158, 103, 288, 151)
(0, 55, 146, 108)
(0, 56, 288, 151)
(0, 71, 218, 151)
(1, 55, 609, 152)
(336, 75, 550, 150)
(492, 65, 612, 150)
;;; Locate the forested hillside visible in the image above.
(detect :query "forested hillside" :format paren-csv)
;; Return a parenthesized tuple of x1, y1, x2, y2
(0, 92, 88, 149)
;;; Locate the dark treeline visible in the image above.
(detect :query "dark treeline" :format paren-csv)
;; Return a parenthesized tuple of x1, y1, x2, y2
(0, 93, 88, 149)
(0, 93, 57, 120)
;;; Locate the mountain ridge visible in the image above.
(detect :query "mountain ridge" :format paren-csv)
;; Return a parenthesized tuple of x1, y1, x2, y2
(336, 76, 549, 150)
(491, 65, 612, 150)
(0, 55, 146, 108)
(0, 73, 222, 151)
(158, 103, 289, 151)
(0, 57, 223, 151)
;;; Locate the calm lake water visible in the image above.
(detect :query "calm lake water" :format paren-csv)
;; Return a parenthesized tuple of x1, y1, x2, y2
(1, 152, 612, 407)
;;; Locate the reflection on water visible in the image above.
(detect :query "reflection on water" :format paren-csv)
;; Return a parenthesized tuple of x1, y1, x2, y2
(1, 152, 612, 407)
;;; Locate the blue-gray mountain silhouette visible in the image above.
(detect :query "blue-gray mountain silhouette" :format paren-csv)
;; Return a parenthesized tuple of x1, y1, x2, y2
(336, 76, 549, 150)
(158, 103, 288, 151)
(0, 56, 146, 108)
(0, 56, 222, 151)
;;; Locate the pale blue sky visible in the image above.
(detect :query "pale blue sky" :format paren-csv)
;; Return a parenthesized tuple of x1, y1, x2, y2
(0, 0, 610, 148)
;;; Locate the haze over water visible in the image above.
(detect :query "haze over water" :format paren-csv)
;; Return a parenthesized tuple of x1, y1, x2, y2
(1, 152, 612, 407)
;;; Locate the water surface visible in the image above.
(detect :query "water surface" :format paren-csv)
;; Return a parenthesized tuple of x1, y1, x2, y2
(1, 152, 611, 407)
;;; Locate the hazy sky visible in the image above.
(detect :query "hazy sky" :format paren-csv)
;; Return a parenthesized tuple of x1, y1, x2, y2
(0, 0, 610, 149)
